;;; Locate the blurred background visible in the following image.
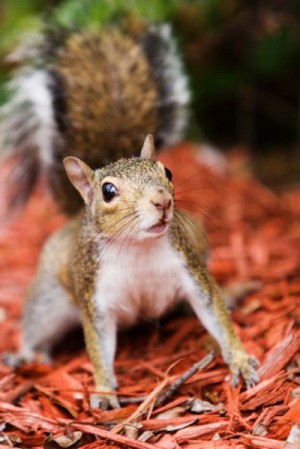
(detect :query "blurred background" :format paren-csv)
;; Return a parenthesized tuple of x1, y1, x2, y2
(0, 0, 299, 187)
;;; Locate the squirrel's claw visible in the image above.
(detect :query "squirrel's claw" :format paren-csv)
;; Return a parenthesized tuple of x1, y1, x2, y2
(2, 352, 25, 368)
(229, 351, 260, 390)
(90, 392, 120, 410)
(3, 350, 52, 368)
(248, 355, 260, 370)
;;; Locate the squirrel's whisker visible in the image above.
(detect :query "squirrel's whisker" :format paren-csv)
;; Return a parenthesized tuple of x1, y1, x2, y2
(173, 161, 229, 190)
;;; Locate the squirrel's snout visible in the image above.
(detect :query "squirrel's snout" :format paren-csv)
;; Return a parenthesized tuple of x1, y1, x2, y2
(150, 190, 173, 213)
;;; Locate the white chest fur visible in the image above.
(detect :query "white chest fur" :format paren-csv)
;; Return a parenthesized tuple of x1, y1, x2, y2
(95, 235, 194, 327)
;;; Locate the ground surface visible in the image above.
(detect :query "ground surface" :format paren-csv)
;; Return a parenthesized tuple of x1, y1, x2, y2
(0, 143, 299, 448)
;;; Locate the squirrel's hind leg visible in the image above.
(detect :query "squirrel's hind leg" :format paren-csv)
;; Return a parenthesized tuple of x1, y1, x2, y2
(5, 276, 80, 367)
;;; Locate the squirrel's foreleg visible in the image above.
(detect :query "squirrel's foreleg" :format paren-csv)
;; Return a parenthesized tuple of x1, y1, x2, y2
(80, 297, 119, 409)
(187, 269, 259, 389)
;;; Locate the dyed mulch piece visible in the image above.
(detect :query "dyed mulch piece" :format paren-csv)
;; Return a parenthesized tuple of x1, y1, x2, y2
(0, 143, 299, 449)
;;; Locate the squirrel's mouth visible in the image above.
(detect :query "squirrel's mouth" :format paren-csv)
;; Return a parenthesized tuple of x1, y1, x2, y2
(146, 217, 170, 235)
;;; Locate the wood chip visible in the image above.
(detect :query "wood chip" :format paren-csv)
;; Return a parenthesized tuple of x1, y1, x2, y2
(1, 144, 300, 447)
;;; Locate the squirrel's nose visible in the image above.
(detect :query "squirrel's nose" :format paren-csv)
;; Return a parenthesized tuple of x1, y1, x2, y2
(151, 190, 172, 212)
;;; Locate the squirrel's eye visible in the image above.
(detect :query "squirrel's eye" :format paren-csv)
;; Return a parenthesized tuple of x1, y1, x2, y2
(102, 182, 118, 202)
(164, 167, 173, 182)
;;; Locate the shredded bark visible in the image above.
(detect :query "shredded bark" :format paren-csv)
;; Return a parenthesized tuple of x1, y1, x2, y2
(0, 142, 299, 448)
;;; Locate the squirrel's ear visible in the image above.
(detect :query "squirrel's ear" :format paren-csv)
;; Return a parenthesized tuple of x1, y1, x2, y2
(63, 157, 94, 205)
(140, 134, 156, 161)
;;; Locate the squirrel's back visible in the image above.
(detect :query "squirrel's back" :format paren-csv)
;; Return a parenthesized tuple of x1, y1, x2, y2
(0, 21, 189, 214)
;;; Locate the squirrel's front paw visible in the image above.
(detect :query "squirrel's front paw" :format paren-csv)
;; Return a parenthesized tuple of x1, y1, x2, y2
(229, 350, 259, 389)
(90, 391, 120, 409)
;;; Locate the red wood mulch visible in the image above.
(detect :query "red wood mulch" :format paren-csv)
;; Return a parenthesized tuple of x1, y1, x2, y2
(0, 143, 299, 449)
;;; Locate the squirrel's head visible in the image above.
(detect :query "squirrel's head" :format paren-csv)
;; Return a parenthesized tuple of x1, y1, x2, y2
(63, 135, 174, 241)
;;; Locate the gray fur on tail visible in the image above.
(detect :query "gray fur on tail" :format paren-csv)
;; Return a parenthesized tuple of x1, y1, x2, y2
(0, 68, 58, 210)
(141, 24, 190, 148)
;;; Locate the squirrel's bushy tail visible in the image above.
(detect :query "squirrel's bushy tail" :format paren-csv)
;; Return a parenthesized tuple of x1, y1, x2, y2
(0, 22, 190, 215)
(0, 69, 60, 213)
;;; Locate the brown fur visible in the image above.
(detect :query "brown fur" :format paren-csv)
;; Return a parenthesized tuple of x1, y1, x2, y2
(57, 29, 159, 164)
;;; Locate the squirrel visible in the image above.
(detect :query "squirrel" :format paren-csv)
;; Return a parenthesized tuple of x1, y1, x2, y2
(7, 135, 259, 409)
(1, 21, 259, 408)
